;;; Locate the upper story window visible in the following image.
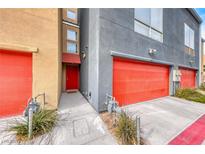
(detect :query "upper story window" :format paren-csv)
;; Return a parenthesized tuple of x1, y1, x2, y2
(67, 42, 77, 53)
(67, 29, 78, 53)
(185, 24, 194, 49)
(67, 29, 77, 41)
(67, 10, 77, 20)
(184, 24, 195, 56)
(63, 24, 79, 54)
(134, 8, 163, 42)
(63, 8, 78, 24)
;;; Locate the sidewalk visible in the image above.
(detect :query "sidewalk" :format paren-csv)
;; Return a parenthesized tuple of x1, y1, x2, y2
(53, 92, 117, 145)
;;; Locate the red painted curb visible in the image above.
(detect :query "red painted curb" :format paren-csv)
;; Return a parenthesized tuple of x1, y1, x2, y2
(169, 114, 205, 145)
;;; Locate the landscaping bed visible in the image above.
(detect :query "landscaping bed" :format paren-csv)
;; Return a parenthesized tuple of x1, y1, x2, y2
(100, 111, 142, 145)
(175, 88, 205, 103)
(199, 83, 205, 91)
(9, 109, 58, 143)
(100, 112, 120, 144)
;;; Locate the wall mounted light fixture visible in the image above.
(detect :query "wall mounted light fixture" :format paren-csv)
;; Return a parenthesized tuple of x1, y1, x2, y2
(81, 46, 88, 59)
(148, 48, 157, 55)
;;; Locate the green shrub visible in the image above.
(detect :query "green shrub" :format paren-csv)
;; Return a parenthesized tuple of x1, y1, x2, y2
(115, 112, 137, 145)
(175, 88, 205, 103)
(10, 109, 57, 142)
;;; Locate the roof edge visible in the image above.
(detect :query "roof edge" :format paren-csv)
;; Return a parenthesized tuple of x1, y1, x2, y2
(187, 8, 202, 24)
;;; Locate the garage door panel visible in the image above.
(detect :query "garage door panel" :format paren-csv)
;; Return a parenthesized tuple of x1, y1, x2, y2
(180, 68, 196, 89)
(113, 58, 169, 106)
(0, 50, 32, 117)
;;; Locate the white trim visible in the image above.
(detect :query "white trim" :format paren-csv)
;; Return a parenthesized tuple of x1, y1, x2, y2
(62, 21, 80, 28)
(110, 50, 199, 70)
(111, 50, 173, 65)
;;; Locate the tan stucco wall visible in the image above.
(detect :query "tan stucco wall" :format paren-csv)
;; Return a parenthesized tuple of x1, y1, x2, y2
(0, 9, 62, 108)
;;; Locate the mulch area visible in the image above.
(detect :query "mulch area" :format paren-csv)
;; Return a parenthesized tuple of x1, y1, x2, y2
(100, 112, 122, 144)
(100, 111, 145, 145)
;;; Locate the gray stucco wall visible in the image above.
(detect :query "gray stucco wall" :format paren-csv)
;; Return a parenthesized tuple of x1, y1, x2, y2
(80, 9, 100, 111)
(80, 9, 89, 95)
(80, 8, 201, 112)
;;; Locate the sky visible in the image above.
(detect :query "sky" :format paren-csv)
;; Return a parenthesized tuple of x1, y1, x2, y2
(195, 8, 205, 38)
(195, 8, 205, 55)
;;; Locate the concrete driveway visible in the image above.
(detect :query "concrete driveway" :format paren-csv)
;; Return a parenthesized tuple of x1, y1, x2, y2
(123, 96, 205, 145)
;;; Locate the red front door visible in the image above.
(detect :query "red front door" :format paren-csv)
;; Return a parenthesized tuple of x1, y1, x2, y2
(66, 65, 79, 90)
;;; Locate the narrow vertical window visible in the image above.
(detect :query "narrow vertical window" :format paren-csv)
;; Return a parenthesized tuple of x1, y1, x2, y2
(184, 23, 195, 56)
(63, 25, 79, 54)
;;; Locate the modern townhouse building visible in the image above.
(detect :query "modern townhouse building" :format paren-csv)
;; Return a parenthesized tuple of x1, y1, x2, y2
(0, 9, 80, 117)
(0, 8, 202, 117)
(80, 8, 202, 112)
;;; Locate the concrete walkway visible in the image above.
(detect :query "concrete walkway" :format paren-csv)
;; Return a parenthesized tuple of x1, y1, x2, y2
(55, 92, 117, 145)
(123, 96, 205, 145)
(0, 92, 117, 145)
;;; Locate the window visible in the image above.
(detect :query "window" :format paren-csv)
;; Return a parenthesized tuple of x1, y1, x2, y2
(67, 42, 77, 53)
(62, 8, 78, 24)
(190, 29, 194, 49)
(134, 8, 163, 42)
(63, 25, 79, 54)
(185, 24, 190, 47)
(67, 11, 77, 20)
(151, 9, 163, 32)
(135, 9, 150, 25)
(184, 24, 195, 56)
(67, 30, 77, 41)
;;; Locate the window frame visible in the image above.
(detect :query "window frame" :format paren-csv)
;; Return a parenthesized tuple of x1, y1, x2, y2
(184, 23, 195, 56)
(67, 42, 78, 54)
(63, 24, 79, 54)
(67, 29, 77, 41)
(134, 8, 163, 42)
(62, 8, 78, 24)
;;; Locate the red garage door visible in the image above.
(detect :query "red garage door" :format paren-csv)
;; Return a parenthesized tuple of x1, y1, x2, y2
(0, 50, 32, 117)
(180, 67, 196, 89)
(113, 57, 170, 106)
